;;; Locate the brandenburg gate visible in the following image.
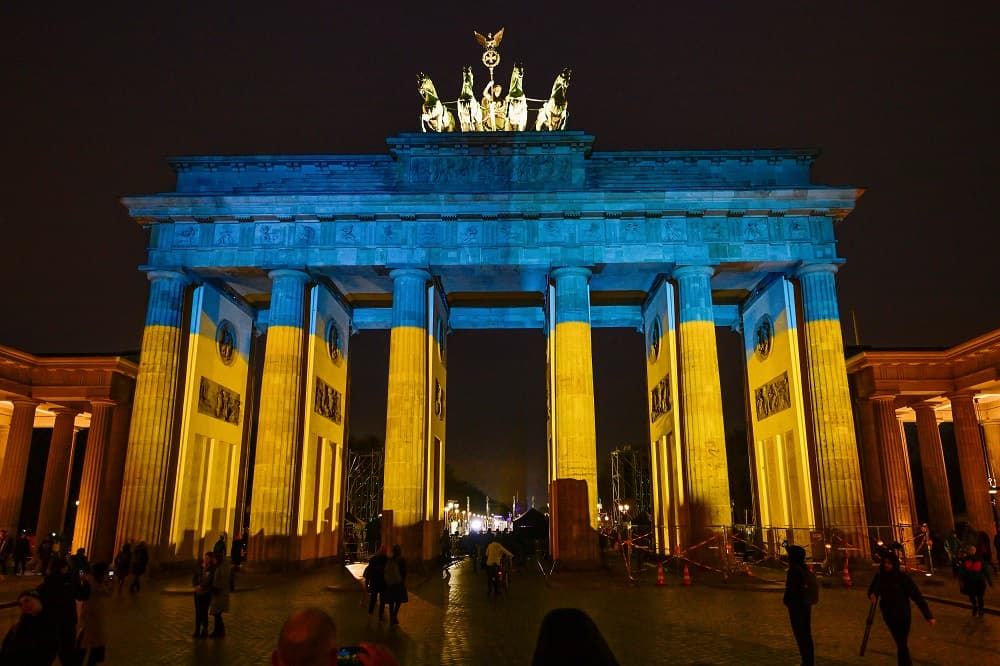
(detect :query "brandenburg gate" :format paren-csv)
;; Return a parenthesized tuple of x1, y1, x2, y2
(118, 127, 868, 566)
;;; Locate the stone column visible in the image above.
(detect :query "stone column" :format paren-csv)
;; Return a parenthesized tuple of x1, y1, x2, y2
(90, 402, 132, 563)
(116, 270, 189, 559)
(870, 396, 916, 552)
(0, 424, 10, 473)
(674, 265, 731, 537)
(0, 400, 38, 531)
(949, 393, 994, 532)
(250, 269, 310, 561)
(550, 267, 599, 529)
(914, 403, 954, 539)
(984, 423, 1000, 486)
(383, 269, 430, 555)
(36, 409, 79, 540)
(72, 401, 115, 557)
(796, 263, 867, 548)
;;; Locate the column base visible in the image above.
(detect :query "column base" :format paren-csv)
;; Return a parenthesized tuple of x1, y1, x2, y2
(550, 479, 601, 570)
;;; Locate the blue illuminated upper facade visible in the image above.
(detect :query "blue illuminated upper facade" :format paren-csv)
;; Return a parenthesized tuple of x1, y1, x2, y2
(122, 131, 860, 331)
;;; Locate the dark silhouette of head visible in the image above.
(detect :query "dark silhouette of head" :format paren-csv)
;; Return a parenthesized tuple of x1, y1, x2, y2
(786, 545, 807, 566)
(532, 608, 619, 666)
(271, 608, 337, 666)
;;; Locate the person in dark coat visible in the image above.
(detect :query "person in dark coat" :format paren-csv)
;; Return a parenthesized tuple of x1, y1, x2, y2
(382, 545, 407, 626)
(37, 557, 87, 666)
(363, 545, 389, 619)
(112, 543, 131, 594)
(531, 608, 620, 666)
(129, 542, 148, 593)
(192, 552, 214, 638)
(13, 533, 31, 576)
(783, 545, 814, 666)
(0, 589, 60, 666)
(867, 551, 935, 665)
(958, 544, 993, 616)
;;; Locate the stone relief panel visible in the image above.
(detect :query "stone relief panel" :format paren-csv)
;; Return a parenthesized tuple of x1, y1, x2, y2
(743, 217, 768, 241)
(457, 222, 481, 244)
(198, 377, 241, 425)
(650, 373, 672, 422)
(295, 223, 319, 246)
(661, 217, 687, 241)
(754, 371, 791, 421)
(433, 378, 445, 420)
(254, 223, 284, 246)
(378, 222, 403, 245)
(496, 221, 526, 244)
(405, 155, 573, 187)
(336, 222, 363, 244)
(213, 224, 239, 247)
(173, 223, 200, 247)
(418, 222, 443, 245)
(314, 376, 343, 424)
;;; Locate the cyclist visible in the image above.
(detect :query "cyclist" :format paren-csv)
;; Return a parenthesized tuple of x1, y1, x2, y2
(485, 534, 514, 597)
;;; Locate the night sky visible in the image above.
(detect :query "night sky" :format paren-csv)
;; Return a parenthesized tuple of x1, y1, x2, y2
(2, 4, 997, 508)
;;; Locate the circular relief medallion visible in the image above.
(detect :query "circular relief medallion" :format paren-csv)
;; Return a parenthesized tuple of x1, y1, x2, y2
(326, 320, 342, 364)
(216, 320, 237, 366)
(754, 314, 774, 360)
(648, 316, 662, 362)
(436, 318, 447, 365)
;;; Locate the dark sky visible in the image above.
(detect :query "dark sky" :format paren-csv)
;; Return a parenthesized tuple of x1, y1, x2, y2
(2, 4, 997, 506)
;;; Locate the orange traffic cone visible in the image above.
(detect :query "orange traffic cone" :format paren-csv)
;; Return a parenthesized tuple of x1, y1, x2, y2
(842, 558, 853, 588)
(682, 563, 692, 586)
(657, 562, 665, 586)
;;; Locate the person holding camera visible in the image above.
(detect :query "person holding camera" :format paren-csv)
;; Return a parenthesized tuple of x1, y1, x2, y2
(271, 608, 398, 666)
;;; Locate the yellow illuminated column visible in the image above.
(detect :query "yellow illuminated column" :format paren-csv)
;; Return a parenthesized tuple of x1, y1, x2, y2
(383, 269, 431, 548)
(251, 269, 310, 560)
(870, 396, 916, 550)
(0, 400, 39, 531)
(796, 263, 867, 545)
(550, 267, 599, 529)
(949, 393, 994, 532)
(674, 265, 731, 535)
(914, 403, 954, 539)
(116, 270, 189, 559)
(72, 401, 115, 557)
(36, 409, 79, 539)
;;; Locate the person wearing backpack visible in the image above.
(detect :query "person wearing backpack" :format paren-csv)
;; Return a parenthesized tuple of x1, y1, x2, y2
(382, 545, 407, 625)
(867, 550, 935, 665)
(783, 545, 816, 666)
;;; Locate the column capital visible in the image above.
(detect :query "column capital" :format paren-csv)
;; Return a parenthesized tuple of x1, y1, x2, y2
(388, 268, 431, 282)
(550, 266, 592, 281)
(50, 407, 80, 417)
(145, 269, 190, 284)
(947, 391, 979, 405)
(672, 264, 715, 280)
(8, 398, 38, 410)
(267, 268, 311, 282)
(795, 262, 840, 278)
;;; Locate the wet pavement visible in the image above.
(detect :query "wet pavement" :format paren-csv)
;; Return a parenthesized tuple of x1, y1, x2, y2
(1, 554, 998, 665)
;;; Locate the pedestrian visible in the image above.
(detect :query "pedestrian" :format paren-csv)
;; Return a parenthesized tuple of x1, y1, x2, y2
(0, 589, 60, 666)
(485, 534, 514, 597)
(958, 544, 993, 617)
(37, 537, 53, 575)
(209, 551, 230, 637)
(363, 546, 388, 620)
(13, 532, 31, 576)
(531, 608, 620, 666)
(270, 608, 399, 666)
(129, 541, 148, 593)
(70, 548, 90, 576)
(439, 528, 452, 566)
(229, 532, 246, 592)
(867, 551, 935, 665)
(75, 562, 110, 665)
(112, 543, 131, 594)
(37, 557, 87, 666)
(213, 533, 227, 560)
(944, 530, 961, 574)
(192, 552, 214, 638)
(0, 529, 11, 576)
(382, 545, 407, 626)
(783, 545, 817, 666)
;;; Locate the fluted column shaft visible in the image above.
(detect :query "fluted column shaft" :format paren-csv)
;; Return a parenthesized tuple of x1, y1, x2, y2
(251, 269, 310, 550)
(551, 267, 599, 528)
(116, 270, 189, 559)
(383, 269, 430, 530)
(675, 265, 731, 535)
(88, 403, 132, 563)
(0, 425, 10, 473)
(984, 423, 1000, 487)
(0, 400, 38, 531)
(72, 401, 115, 557)
(36, 409, 79, 539)
(797, 264, 867, 543)
(949, 393, 994, 532)
(914, 404, 954, 538)
(871, 397, 916, 548)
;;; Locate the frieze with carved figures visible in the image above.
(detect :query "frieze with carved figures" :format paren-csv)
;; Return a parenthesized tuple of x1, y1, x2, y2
(754, 371, 791, 421)
(314, 376, 343, 424)
(198, 377, 241, 425)
(650, 373, 671, 422)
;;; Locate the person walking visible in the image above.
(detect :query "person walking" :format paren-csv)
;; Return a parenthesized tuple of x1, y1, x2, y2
(129, 542, 148, 593)
(192, 552, 214, 638)
(112, 543, 131, 594)
(485, 534, 514, 597)
(209, 552, 230, 637)
(363, 545, 388, 620)
(382, 545, 407, 626)
(37, 557, 87, 666)
(213, 533, 227, 560)
(76, 562, 111, 665)
(13, 532, 31, 576)
(867, 551, 935, 665)
(958, 544, 993, 617)
(229, 532, 246, 591)
(783, 545, 816, 666)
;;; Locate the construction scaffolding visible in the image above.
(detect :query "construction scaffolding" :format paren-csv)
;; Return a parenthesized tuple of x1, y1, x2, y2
(610, 445, 652, 517)
(345, 448, 384, 523)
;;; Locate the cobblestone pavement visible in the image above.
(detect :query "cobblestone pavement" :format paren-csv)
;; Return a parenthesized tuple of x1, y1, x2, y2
(1, 557, 998, 665)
